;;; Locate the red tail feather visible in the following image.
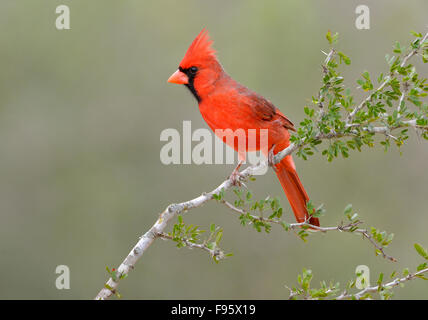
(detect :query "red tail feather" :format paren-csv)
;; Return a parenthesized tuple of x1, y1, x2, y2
(275, 156, 320, 227)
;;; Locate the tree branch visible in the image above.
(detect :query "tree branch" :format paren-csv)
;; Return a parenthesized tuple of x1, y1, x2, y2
(400, 32, 428, 68)
(335, 267, 428, 300)
(221, 199, 396, 262)
(346, 75, 391, 123)
(273, 118, 425, 165)
(155, 232, 226, 260)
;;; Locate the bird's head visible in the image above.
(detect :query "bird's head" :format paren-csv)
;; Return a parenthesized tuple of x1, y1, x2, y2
(168, 29, 223, 102)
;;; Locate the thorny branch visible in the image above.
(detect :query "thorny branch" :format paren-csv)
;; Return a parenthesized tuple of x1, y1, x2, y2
(221, 199, 396, 262)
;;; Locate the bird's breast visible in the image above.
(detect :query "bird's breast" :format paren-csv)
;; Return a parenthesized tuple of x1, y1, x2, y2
(197, 94, 274, 153)
(199, 98, 261, 132)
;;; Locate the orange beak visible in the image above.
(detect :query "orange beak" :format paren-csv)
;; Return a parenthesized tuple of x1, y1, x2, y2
(168, 69, 188, 84)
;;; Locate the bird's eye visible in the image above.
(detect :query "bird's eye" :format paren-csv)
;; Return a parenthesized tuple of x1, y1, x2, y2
(189, 66, 198, 74)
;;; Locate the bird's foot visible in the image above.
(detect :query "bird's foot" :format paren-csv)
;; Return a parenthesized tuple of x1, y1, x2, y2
(268, 144, 276, 167)
(229, 161, 244, 187)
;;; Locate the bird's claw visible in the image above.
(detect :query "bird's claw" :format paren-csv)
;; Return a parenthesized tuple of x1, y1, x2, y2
(229, 170, 243, 187)
(229, 161, 244, 186)
(268, 144, 276, 167)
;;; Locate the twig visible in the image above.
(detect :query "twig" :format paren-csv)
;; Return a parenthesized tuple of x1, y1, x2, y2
(318, 49, 336, 117)
(346, 76, 391, 124)
(397, 92, 405, 114)
(400, 32, 428, 68)
(335, 267, 428, 300)
(155, 232, 225, 260)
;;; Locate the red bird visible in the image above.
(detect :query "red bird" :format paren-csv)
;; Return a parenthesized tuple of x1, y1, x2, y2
(167, 30, 319, 227)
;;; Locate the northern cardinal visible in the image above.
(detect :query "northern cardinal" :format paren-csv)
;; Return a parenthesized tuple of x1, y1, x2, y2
(167, 29, 319, 226)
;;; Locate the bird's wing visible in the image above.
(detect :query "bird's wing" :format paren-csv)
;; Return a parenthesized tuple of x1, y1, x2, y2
(244, 92, 295, 131)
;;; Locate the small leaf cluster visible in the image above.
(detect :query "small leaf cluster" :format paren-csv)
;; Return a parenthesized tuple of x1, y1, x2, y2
(293, 201, 326, 241)
(343, 203, 361, 231)
(414, 243, 428, 275)
(370, 227, 394, 255)
(105, 266, 127, 282)
(168, 215, 231, 263)
(214, 187, 283, 233)
(169, 215, 206, 248)
(212, 188, 225, 201)
(206, 223, 233, 263)
(232, 189, 326, 242)
(104, 266, 127, 298)
(233, 189, 282, 233)
(288, 268, 340, 300)
(307, 200, 326, 219)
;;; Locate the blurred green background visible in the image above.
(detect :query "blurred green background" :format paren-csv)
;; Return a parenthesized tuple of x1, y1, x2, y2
(0, 0, 427, 299)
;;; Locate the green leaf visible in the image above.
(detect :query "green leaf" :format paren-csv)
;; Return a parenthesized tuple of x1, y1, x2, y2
(281, 221, 290, 231)
(326, 31, 332, 44)
(344, 204, 353, 215)
(215, 230, 223, 244)
(338, 51, 351, 65)
(414, 243, 428, 260)
(402, 268, 409, 277)
(393, 41, 402, 54)
(377, 272, 384, 288)
(417, 262, 427, 271)
(410, 30, 422, 38)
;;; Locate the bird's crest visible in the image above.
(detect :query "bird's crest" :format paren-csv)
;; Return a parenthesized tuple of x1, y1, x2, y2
(179, 29, 217, 68)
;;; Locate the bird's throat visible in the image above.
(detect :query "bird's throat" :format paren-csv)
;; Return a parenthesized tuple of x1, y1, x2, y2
(184, 81, 201, 103)
(178, 66, 201, 103)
